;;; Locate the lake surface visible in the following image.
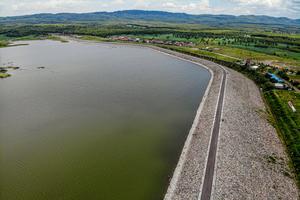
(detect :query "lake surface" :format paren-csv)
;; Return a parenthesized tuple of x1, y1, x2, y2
(0, 40, 210, 200)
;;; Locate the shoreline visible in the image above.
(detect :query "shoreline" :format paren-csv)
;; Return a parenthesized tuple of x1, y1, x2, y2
(149, 46, 225, 200)
(150, 48, 216, 199)
(7, 37, 219, 198)
(63, 37, 219, 198)
(140, 45, 298, 199)
(8, 37, 298, 199)
(63, 36, 224, 198)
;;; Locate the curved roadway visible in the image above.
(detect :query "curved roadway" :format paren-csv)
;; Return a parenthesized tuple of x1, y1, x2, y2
(199, 67, 226, 200)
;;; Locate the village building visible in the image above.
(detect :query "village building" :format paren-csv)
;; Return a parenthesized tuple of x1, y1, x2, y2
(274, 83, 285, 89)
(250, 65, 259, 70)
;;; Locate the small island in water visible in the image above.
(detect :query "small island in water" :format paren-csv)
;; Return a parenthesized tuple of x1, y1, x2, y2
(0, 66, 19, 78)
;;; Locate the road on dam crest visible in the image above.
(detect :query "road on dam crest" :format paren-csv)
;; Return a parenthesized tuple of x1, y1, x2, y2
(200, 67, 227, 200)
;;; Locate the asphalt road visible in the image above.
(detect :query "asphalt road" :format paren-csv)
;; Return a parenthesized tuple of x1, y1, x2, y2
(200, 67, 227, 200)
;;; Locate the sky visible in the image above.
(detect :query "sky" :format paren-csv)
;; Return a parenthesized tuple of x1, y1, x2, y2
(0, 0, 299, 18)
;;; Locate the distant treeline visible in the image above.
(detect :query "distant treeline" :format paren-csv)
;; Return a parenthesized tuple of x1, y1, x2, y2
(173, 32, 300, 47)
(1, 10, 299, 33)
(1, 24, 300, 49)
(0, 24, 174, 38)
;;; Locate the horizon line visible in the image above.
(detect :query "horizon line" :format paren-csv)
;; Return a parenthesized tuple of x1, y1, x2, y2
(1, 9, 299, 20)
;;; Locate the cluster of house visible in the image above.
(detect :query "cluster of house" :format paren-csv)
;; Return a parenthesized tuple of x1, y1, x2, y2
(109, 36, 195, 47)
(265, 72, 289, 89)
(243, 60, 292, 90)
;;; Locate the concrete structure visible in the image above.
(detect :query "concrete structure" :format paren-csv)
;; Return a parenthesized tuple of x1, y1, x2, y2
(288, 101, 297, 112)
(274, 83, 285, 89)
(266, 72, 284, 83)
(250, 65, 259, 70)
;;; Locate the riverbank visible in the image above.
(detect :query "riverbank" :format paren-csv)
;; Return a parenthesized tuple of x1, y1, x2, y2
(0, 39, 213, 200)
(149, 46, 225, 199)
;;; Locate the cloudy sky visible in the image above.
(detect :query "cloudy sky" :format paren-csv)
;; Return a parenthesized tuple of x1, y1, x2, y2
(0, 0, 299, 18)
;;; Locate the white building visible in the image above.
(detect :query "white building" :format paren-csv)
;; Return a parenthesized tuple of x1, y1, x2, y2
(250, 65, 259, 70)
(274, 83, 285, 89)
(288, 101, 297, 112)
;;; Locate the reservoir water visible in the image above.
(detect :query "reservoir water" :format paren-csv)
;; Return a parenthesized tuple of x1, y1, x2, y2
(0, 40, 210, 200)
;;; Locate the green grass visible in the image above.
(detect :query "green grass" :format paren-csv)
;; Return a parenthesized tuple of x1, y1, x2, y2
(231, 45, 300, 61)
(162, 45, 240, 63)
(131, 34, 199, 43)
(46, 35, 69, 43)
(79, 35, 109, 42)
(13, 35, 44, 41)
(289, 75, 300, 81)
(209, 45, 300, 69)
(0, 72, 11, 78)
(264, 90, 300, 185)
(0, 34, 69, 44)
(129, 33, 300, 68)
(258, 32, 300, 39)
(0, 40, 8, 47)
(0, 66, 19, 78)
(5, 66, 19, 70)
(0, 35, 9, 47)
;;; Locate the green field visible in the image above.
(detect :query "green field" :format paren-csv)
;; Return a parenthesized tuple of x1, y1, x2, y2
(78, 35, 109, 42)
(0, 40, 8, 47)
(124, 32, 300, 69)
(161, 45, 240, 63)
(264, 90, 300, 184)
(212, 45, 300, 68)
(46, 35, 69, 42)
(289, 75, 300, 81)
(0, 72, 11, 78)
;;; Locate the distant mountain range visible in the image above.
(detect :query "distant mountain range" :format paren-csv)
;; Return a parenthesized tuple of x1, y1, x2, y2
(1, 10, 299, 27)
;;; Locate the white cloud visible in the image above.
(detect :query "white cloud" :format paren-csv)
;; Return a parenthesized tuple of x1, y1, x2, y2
(231, 0, 283, 7)
(227, 0, 299, 18)
(160, 0, 210, 13)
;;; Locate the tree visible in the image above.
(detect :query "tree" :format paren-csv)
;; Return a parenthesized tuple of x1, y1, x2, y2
(278, 71, 290, 81)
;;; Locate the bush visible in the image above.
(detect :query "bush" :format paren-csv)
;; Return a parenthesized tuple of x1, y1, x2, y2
(278, 71, 290, 81)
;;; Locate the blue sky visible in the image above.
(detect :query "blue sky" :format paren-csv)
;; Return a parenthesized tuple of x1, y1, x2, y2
(0, 0, 299, 18)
